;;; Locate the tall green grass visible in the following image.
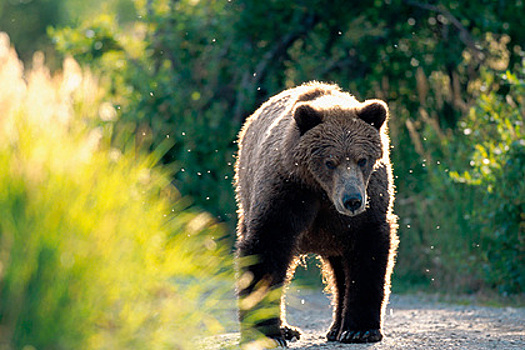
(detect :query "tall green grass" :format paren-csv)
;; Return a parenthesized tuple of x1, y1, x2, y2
(0, 33, 231, 349)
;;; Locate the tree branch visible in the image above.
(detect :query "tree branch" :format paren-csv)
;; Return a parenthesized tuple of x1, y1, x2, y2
(404, 0, 485, 62)
(319, 56, 357, 77)
(254, 15, 318, 86)
(233, 13, 320, 123)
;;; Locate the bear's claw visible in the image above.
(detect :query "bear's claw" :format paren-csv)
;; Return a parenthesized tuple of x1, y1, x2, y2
(338, 329, 382, 343)
(326, 328, 339, 341)
(281, 325, 301, 341)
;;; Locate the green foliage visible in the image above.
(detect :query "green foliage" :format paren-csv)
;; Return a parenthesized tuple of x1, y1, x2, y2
(0, 36, 231, 349)
(393, 63, 524, 295)
(450, 67, 524, 293)
(50, 3, 240, 222)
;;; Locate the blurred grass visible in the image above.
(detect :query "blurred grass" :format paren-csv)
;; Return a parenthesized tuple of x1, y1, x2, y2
(0, 33, 232, 349)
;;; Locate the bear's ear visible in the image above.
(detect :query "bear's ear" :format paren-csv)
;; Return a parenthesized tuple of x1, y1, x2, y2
(294, 104, 322, 135)
(356, 99, 389, 130)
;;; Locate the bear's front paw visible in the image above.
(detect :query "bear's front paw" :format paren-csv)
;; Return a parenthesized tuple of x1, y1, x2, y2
(338, 329, 382, 343)
(326, 328, 339, 341)
(281, 325, 301, 341)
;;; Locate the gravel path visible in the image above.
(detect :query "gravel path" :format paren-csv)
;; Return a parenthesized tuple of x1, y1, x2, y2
(200, 287, 525, 350)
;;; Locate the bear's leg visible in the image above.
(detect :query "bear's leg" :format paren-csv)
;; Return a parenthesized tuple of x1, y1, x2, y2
(280, 260, 302, 341)
(324, 256, 347, 341)
(236, 189, 319, 347)
(236, 223, 297, 347)
(338, 225, 391, 343)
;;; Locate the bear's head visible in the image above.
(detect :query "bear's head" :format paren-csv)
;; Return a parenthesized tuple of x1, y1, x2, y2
(293, 98, 388, 216)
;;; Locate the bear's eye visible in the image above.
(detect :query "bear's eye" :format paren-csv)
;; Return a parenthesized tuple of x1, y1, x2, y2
(357, 158, 367, 167)
(325, 160, 337, 170)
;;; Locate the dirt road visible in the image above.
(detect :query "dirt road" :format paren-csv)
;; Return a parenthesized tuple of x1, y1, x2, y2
(201, 288, 525, 350)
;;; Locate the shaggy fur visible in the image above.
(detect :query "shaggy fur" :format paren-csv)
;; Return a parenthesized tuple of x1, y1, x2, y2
(235, 82, 398, 347)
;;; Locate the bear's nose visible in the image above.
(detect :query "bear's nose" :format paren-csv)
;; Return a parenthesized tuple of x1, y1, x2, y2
(343, 193, 362, 212)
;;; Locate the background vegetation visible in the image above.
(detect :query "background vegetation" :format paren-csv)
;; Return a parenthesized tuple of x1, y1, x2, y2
(0, 32, 231, 349)
(0, 0, 523, 347)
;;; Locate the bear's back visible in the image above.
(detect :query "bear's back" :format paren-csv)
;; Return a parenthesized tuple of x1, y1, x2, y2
(236, 82, 350, 164)
(238, 82, 340, 145)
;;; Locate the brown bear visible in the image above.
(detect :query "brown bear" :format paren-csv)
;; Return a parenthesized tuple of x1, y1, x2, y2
(234, 81, 398, 348)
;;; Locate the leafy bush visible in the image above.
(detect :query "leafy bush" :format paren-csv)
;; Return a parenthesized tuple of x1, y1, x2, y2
(393, 62, 524, 295)
(450, 66, 524, 294)
(0, 34, 231, 349)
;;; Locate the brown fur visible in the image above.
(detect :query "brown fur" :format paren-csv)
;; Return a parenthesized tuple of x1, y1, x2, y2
(235, 82, 398, 346)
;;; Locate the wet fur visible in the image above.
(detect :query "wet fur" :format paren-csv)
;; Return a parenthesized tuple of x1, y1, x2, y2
(235, 82, 398, 346)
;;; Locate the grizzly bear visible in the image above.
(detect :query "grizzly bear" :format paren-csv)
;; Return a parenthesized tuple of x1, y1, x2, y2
(234, 82, 398, 348)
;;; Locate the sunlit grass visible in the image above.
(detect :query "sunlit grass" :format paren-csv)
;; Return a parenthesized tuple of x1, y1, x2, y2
(0, 33, 232, 349)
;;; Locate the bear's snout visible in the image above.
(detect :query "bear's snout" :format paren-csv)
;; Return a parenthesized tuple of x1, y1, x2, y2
(334, 185, 366, 216)
(332, 166, 367, 216)
(343, 193, 362, 213)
